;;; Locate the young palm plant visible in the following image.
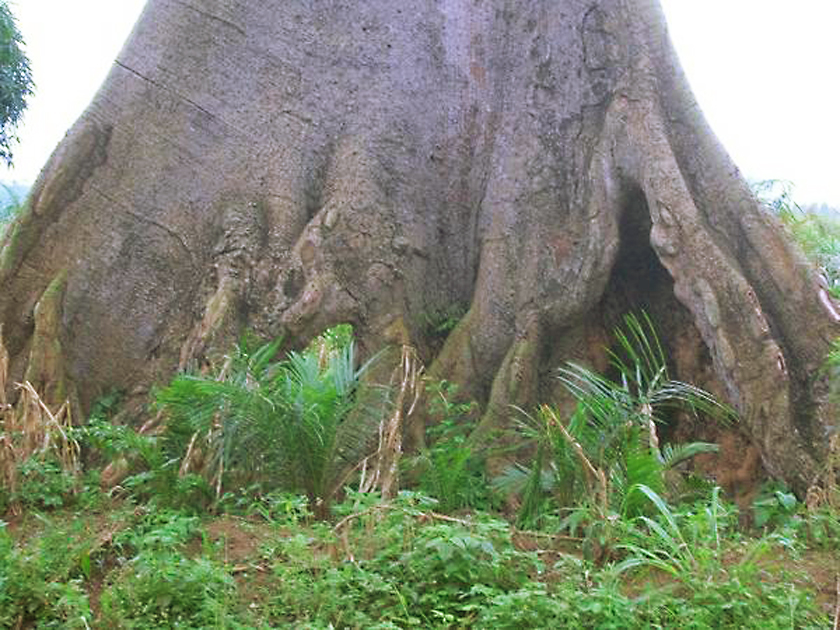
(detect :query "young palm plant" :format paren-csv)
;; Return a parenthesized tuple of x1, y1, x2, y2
(613, 484, 726, 579)
(156, 331, 387, 519)
(499, 313, 731, 531)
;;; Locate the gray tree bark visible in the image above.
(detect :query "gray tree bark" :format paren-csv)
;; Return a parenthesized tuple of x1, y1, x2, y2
(1, 0, 837, 496)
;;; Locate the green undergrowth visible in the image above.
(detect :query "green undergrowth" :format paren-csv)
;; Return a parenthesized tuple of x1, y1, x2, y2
(407, 379, 500, 513)
(0, 486, 835, 628)
(1, 320, 837, 627)
(755, 179, 840, 297)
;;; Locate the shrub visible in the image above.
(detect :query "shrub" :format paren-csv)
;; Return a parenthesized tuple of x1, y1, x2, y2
(0, 521, 92, 628)
(157, 328, 388, 518)
(499, 313, 728, 534)
(101, 511, 236, 628)
(410, 380, 496, 512)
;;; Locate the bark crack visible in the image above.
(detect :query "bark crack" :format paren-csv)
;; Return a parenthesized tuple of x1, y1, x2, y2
(88, 185, 197, 268)
(279, 108, 315, 127)
(171, 0, 246, 37)
(342, 285, 363, 310)
(113, 61, 246, 138)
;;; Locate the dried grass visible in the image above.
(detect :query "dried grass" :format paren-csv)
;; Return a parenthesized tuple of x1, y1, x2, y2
(359, 345, 423, 499)
(177, 361, 228, 499)
(179, 416, 224, 499)
(0, 329, 79, 514)
(0, 324, 7, 411)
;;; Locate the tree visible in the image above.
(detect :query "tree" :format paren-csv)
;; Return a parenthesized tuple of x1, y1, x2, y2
(0, 0, 837, 497)
(0, 1, 33, 166)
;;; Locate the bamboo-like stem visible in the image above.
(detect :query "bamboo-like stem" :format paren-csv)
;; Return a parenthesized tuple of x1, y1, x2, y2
(833, 575, 839, 630)
(544, 405, 608, 518)
(358, 345, 423, 500)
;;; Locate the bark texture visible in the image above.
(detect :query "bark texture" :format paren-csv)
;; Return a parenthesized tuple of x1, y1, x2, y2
(1, 0, 837, 495)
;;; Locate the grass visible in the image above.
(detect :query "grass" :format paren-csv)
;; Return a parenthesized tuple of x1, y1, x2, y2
(496, 313, 728, 537)
(0, 289, 838, 628)
(406, 379, 499, 513)
(0, 322, 836, 627)
(754, 179, 840, 298)
(0, 487, 834, 628)
(155, 333, 389, 518)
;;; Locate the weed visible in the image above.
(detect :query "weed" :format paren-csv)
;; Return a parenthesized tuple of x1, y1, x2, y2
(157, 331, 387, 518)
(101, 552, 235, 628)
(755, 179, 840, 298)
(100, 553, 236, 628)
(408, 380, 497, 512)
(0, 367, 81, 515)
(0, 487, 833, 628)
(0, 518, 95, 628)
(611, 484, 832, 627)
(220, 487, 313, 524)
(418, 305, 467, 341)
(268, 496, 539, 627)
(801, 506, 840, 551)
(499, 313, 727, 539)
(11, 457, 79, 510)
(100, 510, 241, 628)
(0, 311, 833, 627)
(752, 481, 799, 530)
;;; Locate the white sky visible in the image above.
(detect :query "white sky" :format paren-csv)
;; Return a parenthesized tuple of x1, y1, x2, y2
(2, 1, 840, 206)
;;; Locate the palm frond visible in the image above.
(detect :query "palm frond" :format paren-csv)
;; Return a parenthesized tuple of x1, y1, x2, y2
(504, 310, 736, 529)
(618, 435, 665, 517)
(650, 380, 734, 422)
(661, 441, 719, 469)
(492, 463, 533, 496)
(609, 312, 668, 395)
(155, 331, 390, 516)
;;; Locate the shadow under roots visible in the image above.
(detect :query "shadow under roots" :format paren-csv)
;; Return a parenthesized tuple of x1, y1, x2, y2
(588, 187, 765, 493)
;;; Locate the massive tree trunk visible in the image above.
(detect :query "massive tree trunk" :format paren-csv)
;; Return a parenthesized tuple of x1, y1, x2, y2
(1, 0, 837, 496)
